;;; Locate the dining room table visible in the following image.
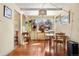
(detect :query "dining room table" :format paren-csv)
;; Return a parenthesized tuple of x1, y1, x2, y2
(45, 33, 55, 55)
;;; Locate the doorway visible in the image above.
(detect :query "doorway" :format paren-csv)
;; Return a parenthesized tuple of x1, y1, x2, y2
(14, 10, 21, 47)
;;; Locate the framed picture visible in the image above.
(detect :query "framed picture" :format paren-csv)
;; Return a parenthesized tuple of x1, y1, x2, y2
(4, 5, 12, 19)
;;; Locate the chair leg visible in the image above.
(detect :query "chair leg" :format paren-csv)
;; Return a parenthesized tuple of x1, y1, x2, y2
(60, 43, 61, 54)
(55, 42, 57, 55)
(63, 43, 66, 55)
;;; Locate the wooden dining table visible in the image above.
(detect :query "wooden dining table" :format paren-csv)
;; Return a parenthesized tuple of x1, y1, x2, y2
(45, 33, 54, 55)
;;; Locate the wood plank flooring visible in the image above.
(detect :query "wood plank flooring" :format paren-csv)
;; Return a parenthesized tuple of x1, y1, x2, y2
(8, 40, 67, 56)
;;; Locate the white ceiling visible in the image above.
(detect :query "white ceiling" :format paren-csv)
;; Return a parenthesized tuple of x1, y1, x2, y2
(16, 3, 78, 9)
(16, 3, 79, 16)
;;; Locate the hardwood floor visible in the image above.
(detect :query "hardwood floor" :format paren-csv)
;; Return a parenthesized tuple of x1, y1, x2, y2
(8, 40, 67, 56)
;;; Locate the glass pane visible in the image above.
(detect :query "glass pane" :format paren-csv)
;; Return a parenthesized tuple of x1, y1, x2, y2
(60, 14, 69, 24)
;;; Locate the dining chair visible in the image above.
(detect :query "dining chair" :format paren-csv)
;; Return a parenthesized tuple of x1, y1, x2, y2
(54, 33, 68, 55)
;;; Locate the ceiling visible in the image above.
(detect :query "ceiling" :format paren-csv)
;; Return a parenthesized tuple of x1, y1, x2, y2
(16, 3, 79, 16)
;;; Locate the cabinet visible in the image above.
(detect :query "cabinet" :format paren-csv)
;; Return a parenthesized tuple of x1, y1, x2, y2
(67, 41, 79, 56)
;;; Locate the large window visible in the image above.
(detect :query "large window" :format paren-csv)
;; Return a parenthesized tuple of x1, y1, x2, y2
(34, 17, 53, 32)
(55, 14, 69, 24)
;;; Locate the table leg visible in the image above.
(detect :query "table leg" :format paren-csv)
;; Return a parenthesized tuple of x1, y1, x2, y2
(49, 37, 52, 55)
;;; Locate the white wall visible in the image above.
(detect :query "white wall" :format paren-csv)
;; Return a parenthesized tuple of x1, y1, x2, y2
(70, 5, 79, 42)
(0, 3, 23, 55)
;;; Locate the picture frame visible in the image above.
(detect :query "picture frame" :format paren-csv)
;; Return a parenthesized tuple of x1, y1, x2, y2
(4, 5, 12, 19)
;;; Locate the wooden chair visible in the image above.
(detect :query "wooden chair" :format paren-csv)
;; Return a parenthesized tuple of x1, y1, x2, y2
(54, 33, 67, 55)
(56, 32, 65, 36)
(22, 32, 31, 44)
(14, 31, 18, 46)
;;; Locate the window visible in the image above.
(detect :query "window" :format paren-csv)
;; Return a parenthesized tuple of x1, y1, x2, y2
(55, 14, 69, 24)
